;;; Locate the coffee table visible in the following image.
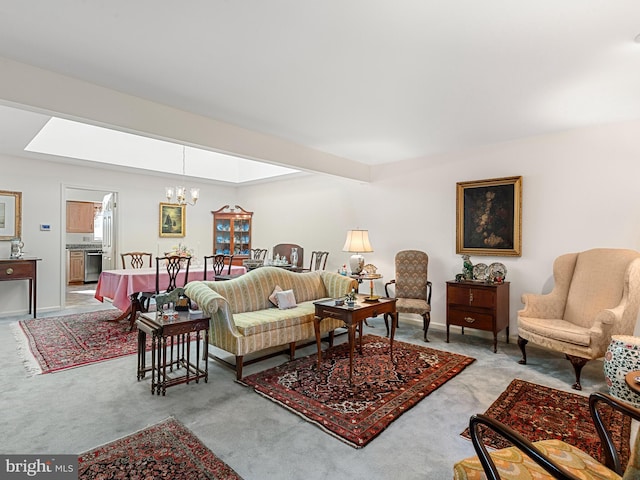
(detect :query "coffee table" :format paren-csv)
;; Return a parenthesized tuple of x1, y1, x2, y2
(313, 294, 397, 383)
(137, 311, 210, 396)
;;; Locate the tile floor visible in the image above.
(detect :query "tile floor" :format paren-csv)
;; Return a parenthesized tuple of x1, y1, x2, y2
(65, 283, 103, 308)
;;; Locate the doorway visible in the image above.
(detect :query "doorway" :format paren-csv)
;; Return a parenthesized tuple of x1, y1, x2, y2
(63, 187, 118, 309)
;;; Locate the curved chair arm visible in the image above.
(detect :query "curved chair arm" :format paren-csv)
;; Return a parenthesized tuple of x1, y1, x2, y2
(384, 279, 395, 298)
(384, 279, 432, 303)
(469, 414, 580, 480)
(589, 391, 640, 474)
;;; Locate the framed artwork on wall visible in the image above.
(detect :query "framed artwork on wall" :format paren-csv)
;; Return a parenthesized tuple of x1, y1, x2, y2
(159, 203, 185, 238)
(0, 190, 22, 240)
(456, 176, 522, 257)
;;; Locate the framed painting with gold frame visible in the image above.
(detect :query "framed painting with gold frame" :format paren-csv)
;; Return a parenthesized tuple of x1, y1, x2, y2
(456, 176, 522, 257)
(159, 203, 185, 238)
(0, 190, 22, 240)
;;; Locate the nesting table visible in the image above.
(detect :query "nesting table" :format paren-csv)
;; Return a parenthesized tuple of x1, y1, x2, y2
(136, 311, 210, 395)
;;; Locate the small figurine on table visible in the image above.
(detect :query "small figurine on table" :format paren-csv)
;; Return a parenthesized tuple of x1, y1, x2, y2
(462, 255, 474, 280)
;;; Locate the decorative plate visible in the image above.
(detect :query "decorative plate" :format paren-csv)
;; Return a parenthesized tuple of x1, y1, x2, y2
(488, 262, 507, 282)
(473, 263, 488, 281)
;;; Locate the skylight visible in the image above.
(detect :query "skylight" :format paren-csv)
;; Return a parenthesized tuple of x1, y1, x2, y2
(25, 117, 300, 183)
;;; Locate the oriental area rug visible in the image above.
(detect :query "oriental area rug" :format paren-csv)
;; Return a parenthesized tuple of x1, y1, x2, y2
(461, 378, 631, 466)
(78, 417, 243, 480)
(13, 310, 145, 375)
(241, 335, 475, 448)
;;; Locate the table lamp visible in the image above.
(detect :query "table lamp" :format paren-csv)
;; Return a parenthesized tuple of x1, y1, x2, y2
(342, 229, 373, 274)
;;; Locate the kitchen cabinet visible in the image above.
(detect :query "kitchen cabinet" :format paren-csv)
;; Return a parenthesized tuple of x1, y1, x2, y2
(446, 280, 510, 353)
(66, 201, 97, 233)
(212, 205, 253, 265)
(68, 250, 84, 284)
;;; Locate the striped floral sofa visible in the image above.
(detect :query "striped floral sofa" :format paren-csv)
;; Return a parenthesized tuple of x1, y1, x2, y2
(184, 266, 358, 379)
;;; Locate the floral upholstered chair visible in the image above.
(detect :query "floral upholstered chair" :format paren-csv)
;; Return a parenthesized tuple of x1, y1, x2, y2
(453, 391, 640, 480)
(517, 248, 640, 390)
(384, 250, 432, 341)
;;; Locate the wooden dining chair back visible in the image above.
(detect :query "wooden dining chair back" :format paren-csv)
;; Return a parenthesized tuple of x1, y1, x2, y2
(121, 252, 152, 269)
(155, 255, 191, 293)
(250, 248, 268, 260)
(203, 254, 234, 280)
(309, 251, 329, 271)
(273, 243, 304, 268)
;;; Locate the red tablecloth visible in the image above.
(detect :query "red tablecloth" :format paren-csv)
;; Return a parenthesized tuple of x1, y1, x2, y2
(95, 265, 246, 311)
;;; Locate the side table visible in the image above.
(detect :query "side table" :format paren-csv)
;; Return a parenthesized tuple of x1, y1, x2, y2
(137, 311, 210, 396)
(313, 295, 397, 384)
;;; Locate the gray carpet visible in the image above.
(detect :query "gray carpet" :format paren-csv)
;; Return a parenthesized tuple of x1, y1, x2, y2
(0, 306, 609, 479)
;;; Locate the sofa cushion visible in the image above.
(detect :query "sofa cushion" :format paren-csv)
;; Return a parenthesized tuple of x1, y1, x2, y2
(518, 316, 592, 346)
(233, 299, 328, 336)
(269, 285, 283, 307)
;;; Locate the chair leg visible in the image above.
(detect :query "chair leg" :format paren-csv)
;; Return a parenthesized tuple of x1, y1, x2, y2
(566, 354, 589, 391)
(517, 336, 528, 364)
(422, 312, 431, 342)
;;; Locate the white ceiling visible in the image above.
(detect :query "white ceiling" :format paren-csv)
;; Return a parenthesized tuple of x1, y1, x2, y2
(0, 1, 639, 183)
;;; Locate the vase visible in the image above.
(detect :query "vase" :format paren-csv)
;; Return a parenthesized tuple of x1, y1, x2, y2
(290, 248, 298, 266)
(603, 335, 640, 406)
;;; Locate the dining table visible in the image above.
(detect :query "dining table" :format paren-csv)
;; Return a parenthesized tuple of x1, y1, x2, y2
(94, 264, 247, 329)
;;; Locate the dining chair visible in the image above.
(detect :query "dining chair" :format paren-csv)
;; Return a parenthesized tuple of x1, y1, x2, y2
(273, 243, 304, 269)
(135, 255, 192, 330)
(203, 254, 234, 280)
(250, 248, 268, 260)
(120, 252, 152, 269)
(308, 251, 329, 271)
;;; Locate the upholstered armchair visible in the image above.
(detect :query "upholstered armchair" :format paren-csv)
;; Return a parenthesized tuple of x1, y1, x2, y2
(384, 250, 432, 341)
(517, 248, 640, 390)
(454, 391, 640, 480)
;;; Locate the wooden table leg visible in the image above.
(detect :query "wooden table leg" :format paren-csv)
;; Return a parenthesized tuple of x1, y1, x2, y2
(389, 311, 397, 363)
(314, 316, 323, 368)
(348, 323, 357, 384)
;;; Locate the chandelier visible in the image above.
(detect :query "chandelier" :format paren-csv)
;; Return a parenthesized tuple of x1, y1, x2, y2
(165, 146, 200, 206)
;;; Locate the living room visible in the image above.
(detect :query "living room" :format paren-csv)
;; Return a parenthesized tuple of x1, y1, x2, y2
(1, 3, 640, 479)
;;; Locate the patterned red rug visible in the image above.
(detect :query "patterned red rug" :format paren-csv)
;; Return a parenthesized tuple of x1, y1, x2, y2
(78, 417, 242, 479)
(461, 378, 631, 466)
(241, 335, 475, 448)
(14, 310, 145, 374)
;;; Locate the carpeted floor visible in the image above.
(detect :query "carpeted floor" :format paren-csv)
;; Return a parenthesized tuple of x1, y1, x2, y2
(461, 378, 631, 466)
(13, 310, 143, 374)
(78, 417, 243, 479)
(242, 335, 475, 448)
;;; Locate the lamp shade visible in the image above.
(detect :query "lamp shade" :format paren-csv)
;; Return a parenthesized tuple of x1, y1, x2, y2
(343, 230, 373, 275)
(343, 230, 374, 253)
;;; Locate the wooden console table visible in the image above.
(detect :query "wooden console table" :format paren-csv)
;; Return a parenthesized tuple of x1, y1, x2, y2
(446, 280, 510, 353)
(0, 258, 41, 318)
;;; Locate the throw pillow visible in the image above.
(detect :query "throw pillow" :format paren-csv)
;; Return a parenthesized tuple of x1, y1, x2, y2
(276, 289, 297, 310)
(269, 285, 283, 307)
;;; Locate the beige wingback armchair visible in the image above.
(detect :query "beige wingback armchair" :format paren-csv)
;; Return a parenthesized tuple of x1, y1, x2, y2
(517, 248, 640, 390)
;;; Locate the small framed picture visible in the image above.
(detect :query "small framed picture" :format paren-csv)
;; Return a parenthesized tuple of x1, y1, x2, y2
(0, 190, 22, 240)
(456, 176, 522, 257)
(159, 203, 185, 238)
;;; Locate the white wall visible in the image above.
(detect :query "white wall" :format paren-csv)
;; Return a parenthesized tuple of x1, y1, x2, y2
(2, 119, 640, 340)
(0, 155, 237, 315)
(239, 119, 640, 335)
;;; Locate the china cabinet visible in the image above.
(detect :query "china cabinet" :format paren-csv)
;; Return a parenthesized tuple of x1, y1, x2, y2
(212, 205, 253, 264)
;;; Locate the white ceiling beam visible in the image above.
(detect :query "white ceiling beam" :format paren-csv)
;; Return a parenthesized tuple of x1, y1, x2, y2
(0, 56, 370, 183)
